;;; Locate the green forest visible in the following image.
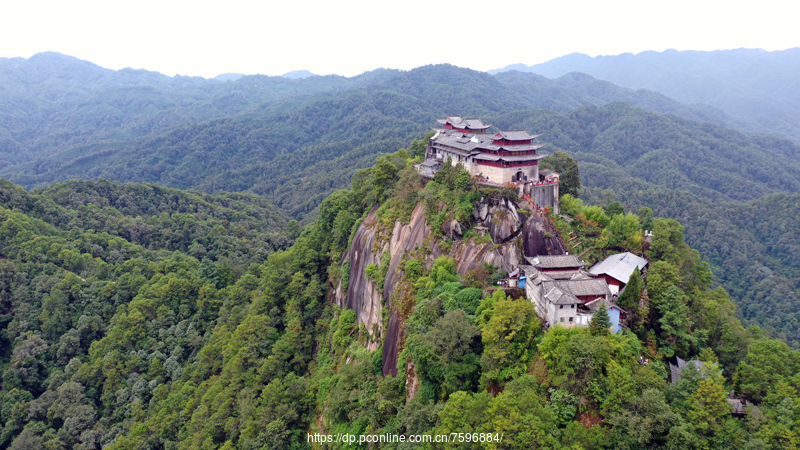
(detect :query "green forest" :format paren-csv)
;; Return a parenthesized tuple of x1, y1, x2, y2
(3, 58, 799, 348)
(2, 53, 800, 448)
(0, 141, 799, 449)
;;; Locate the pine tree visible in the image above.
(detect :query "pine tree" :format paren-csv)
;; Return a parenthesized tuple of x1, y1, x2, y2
(688, 362, 731, 441)
(617, 267, 643, 311)
(657, 286, 695, 356)
(589, 303, 611, 336)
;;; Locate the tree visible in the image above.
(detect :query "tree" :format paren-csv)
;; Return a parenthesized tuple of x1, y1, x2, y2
(480, 298, 541, 386)
(735, 339, 800, 402)
(417, 310, 482, 397)
(601, 212, 643, 251)
(372, 154, 400, 201)
(589, 303, 611, 336)
(646, 260, 682, 305)
(647, 218, 686, 264)
(538, 328, 611, 395)
(435, 391, 491, 450)
(583, 205, 611, 227)
(541, 150, 581, 197)
(636, 206, 654, 231)
(657, 286, 695, 357)
(484, 375, 560, 449)
(605, 201, 625, 217)
(617, 267, 643, 311)
(608, 388, 682, 449)
(688, 362, 731, 441)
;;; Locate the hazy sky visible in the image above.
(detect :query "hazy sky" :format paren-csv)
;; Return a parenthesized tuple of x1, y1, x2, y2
(2, 0, 797, 78)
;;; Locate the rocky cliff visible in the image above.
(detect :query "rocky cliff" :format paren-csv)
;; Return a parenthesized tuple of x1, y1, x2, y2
(334, 196, 565, 376)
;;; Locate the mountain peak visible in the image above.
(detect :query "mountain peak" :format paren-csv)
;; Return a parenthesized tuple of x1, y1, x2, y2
(282, 70, 316, 79)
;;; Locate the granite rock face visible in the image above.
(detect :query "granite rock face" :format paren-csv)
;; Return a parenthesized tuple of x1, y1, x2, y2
(336, 197, 564, 377)
(523, 212, 568, 256)
(472, 197, 523, 243)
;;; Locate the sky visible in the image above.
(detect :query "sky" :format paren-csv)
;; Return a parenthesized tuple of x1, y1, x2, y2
(1, 0, 798, 78)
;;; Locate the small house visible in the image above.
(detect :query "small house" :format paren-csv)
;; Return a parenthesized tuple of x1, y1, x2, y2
(589, 252, 648, 295)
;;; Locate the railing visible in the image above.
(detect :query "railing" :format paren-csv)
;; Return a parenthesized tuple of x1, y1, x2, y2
(520, 180, 559, 187)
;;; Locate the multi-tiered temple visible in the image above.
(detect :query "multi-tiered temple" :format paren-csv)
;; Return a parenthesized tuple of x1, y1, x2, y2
(426, 116, 546, 184)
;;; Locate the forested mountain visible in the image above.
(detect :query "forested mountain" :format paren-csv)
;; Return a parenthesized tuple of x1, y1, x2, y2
(0, 58, 762, 219)
(0, 52, 377, 171)
(3, 54, 800, 346)
(494, 71, 745, 129)
(2, 151, 798, 449)
(0, 179, 292, 448)
(492, 48, 800, 143)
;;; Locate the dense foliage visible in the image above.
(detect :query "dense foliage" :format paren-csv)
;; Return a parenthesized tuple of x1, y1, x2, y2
(302, 152, 800, 450)
(1, 55, 800, 447)
(1, 138, 800, 448)
(5, 56, 800, 344)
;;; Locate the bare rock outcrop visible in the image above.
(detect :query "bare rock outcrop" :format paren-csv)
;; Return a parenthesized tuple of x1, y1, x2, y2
(450, 239, 521, 275)
(336, 206, 383, 336)
(337, 197, 562, 376)
(522, 212, 568, 256)
(472, 197, 523, 243)
(441, 219, 462, 239)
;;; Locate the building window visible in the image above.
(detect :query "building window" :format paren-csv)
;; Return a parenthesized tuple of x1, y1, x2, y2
(560, 317, 565, 322)
(559, 305, 563, 309)
(571, 304, 575, 308)
(569, 317, 574, 323)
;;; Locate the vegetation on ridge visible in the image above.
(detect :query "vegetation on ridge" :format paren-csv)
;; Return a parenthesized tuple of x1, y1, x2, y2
(0, 137, 799, 448)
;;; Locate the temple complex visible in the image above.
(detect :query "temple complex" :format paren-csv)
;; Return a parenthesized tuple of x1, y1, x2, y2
(425, 116, 546, 184)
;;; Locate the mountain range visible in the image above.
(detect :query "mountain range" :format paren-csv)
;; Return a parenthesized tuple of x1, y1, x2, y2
(492, 47, 800, 143)
(1, 50, 800, 344)
(2, 48, 800, 448)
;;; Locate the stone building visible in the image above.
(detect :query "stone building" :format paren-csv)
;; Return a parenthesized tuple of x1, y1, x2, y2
(426, 116, 546, 185)
(522, 255, 626, 331)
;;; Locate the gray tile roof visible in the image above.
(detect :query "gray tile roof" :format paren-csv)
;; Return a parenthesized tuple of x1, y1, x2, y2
(543, 286, 575, 305)
(527, 255, 587, 269)
(437, 116, 490, 130)
(495, 154, 546, 162)
(485, 143, 546, 152)
(554, 278, 611, 297)
(523, 267, 585, 281)
(541, 277, 611, 305)
(589, 252, 648, 284)
(669, 357, 703, 383)
(473, 153, 544, 162)
(494, 130, 539, 141)
(464, 118, 491, 129)
(590, 297, 627, 314)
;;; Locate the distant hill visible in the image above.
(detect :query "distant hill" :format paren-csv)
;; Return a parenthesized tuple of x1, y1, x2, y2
(494, 70, 750, 131)
(1, 58, 796, 219)
(282, 70, 316, 79)
(214, 73, 246, 81)
(491, 48, 800, 143)
(2, 62, 741, 219)
(0, 52, 378, 173)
